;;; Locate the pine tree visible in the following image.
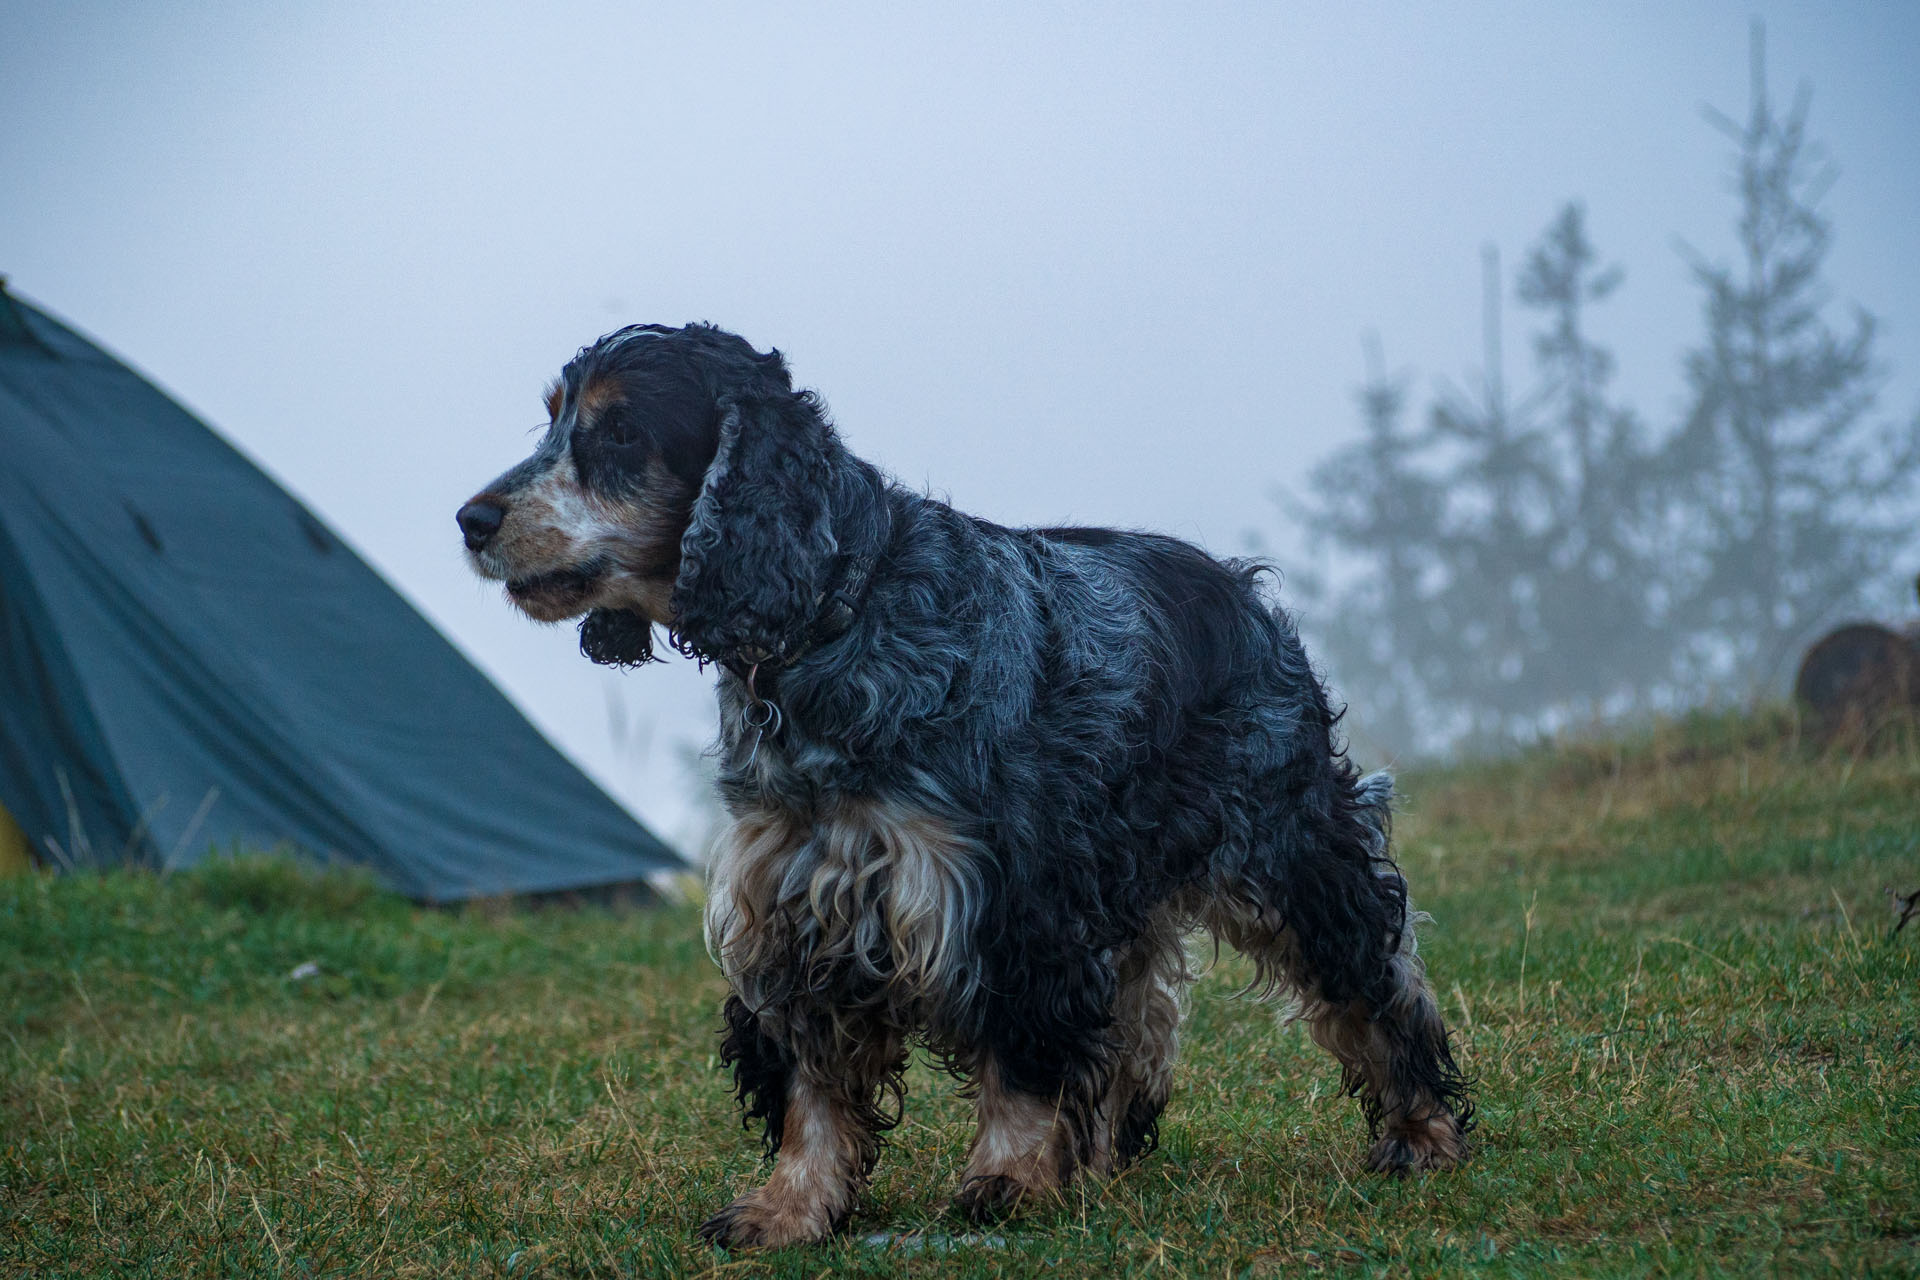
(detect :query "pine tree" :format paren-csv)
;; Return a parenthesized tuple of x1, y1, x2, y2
(1421, 247, 1562, 745)
(1516, 204, 1668, 719)
(1668, 24, 1920, 693)
(1298, 336, 1446, 752)
(1302, 218, 1666, 753)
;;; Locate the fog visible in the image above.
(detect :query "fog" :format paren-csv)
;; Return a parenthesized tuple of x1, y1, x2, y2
(5, 3, 1917, 849)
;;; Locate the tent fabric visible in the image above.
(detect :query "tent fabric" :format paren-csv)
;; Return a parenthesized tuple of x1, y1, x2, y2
(0, 283, 683, 899)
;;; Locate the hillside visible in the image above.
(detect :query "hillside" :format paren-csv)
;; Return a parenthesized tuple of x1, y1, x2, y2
(3, 711, 1916, 1276)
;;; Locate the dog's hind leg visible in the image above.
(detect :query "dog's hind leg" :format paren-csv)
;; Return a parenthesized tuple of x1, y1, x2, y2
(1092, 908, 1193, 1176)
(698, 996, 907, 1248)
(1210, 770, 1473, 1173)
(1302, 935, 1473, 1173)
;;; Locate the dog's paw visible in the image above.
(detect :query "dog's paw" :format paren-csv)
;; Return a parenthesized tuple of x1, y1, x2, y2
(951, 1173, 1052, 1224)
(696, 1194, 838, 1250)
(1364, 1115, 1469, 1175)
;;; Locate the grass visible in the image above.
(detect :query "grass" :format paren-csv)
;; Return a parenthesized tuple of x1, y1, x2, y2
(3, 709, 1918, 1277)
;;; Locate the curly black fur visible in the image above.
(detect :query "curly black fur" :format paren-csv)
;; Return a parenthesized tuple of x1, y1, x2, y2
(717, 994, 793, 1158)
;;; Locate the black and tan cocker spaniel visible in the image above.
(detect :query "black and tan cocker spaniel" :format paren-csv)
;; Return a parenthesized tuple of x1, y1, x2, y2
(458, 323, 1472, 1248)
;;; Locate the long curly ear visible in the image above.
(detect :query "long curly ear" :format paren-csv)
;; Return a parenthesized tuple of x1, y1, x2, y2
(579, 608, 658, 668)
(671, 390, 838, 663)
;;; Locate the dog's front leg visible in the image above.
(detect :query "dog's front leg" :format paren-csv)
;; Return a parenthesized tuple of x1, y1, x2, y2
(698, 1071, 866, 1248)
(699, 995, 904, 1248)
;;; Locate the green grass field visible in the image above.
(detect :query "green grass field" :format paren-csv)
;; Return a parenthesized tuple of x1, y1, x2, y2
(4, 711, 1917, 1277)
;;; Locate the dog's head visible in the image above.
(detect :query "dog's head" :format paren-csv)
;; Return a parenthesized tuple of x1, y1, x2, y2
(459, 323, 845, 667)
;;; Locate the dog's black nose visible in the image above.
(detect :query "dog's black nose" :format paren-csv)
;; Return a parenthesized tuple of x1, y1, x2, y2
(457, 499, 506, 551)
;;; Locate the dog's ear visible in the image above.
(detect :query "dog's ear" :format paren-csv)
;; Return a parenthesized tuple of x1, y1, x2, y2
(671, 390, 838, 663)
(579, 608, 658, 668)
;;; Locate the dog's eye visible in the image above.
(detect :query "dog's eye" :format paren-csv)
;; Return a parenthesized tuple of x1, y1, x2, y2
(598, 405, 642, 448)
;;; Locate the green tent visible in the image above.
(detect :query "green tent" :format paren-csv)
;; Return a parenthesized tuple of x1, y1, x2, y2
(0, 281, 683, 899)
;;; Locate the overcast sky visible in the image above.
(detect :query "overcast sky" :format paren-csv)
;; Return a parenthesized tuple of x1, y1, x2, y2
(5, 2, 1917, 850)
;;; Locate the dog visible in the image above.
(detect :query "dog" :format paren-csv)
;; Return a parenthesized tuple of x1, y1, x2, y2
(458, 323, 1472, 1247)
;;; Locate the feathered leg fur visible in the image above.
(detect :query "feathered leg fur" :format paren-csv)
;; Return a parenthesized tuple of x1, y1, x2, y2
(1207, 770, 1474, 1170)
(700, 996, 907, 1248)
(1096, 910, 1192, 1175)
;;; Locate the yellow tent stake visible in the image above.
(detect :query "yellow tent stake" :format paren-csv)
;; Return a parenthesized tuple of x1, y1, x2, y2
(0, 800, 31, 875)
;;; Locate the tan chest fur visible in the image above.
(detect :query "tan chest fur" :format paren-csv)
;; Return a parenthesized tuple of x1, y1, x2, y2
(705, 798, 984, 1008)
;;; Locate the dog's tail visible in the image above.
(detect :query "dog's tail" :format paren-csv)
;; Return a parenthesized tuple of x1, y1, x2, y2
(1347, 768, 1420, 952)
(1351, 769, 1394, 861)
